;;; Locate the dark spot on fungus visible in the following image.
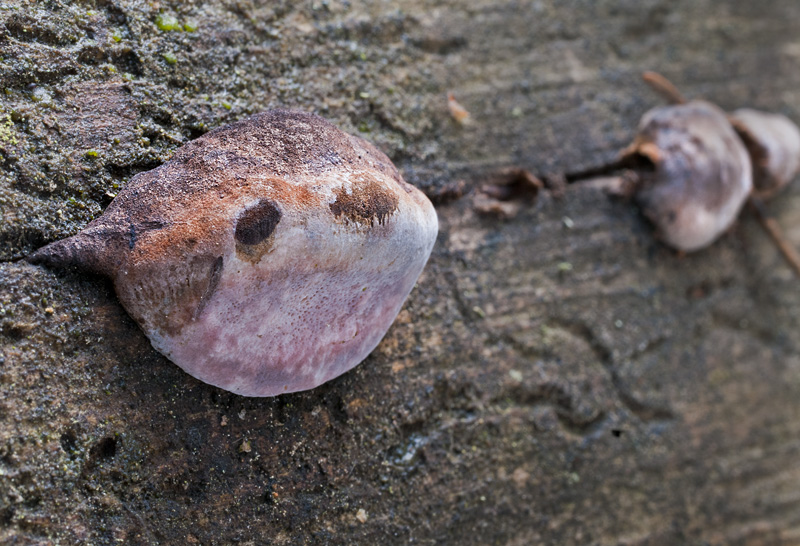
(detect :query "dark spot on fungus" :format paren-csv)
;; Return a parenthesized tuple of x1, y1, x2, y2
(621, 150, 657, 173)
(127, 220, 167, 252)
(235, 199, 282, 245)
(329, 178, 399, 226)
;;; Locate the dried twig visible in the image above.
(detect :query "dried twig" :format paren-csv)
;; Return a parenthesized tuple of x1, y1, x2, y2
(749, 196, 800, 277)
(642, 71, 687, 105)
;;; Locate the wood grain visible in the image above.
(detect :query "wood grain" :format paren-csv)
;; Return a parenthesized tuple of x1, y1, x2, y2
(2, 0, 800, 544)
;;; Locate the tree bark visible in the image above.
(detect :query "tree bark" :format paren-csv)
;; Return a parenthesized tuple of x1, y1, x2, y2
(2, 1, 800, 544)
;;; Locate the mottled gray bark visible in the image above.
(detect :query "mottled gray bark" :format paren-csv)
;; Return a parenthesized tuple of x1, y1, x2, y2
(2, 1, 800, 544)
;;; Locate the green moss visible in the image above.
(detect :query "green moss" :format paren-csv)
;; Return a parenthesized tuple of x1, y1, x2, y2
(162, 52, 178, 65)
(155, 14, 182, 32)
(0, 113, 17, 145)
(84, 150, 98, 158)
(183, 20, 199, 32)
(111, 29, 122, 42)
(221, 101, 232, 110)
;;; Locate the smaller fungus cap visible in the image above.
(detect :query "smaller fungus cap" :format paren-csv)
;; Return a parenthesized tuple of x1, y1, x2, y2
(729, 108, 800, 199)
(622, 100, 752, 252)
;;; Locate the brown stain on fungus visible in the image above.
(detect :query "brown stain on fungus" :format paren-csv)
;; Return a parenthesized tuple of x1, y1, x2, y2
(234, 199, 282, 263)
(235, 199, 282, 245)
(329, 177, 399, 227)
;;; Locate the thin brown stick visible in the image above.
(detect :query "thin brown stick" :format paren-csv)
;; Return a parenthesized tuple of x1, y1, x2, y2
(642, 71, 687, 105)
(749, 196, 800, 277)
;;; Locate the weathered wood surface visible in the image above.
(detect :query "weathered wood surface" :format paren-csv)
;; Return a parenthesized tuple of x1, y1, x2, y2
(2, 1, 800, 544)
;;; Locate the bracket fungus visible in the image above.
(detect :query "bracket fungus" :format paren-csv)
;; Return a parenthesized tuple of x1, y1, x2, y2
(622, 100, 753, 252)
(29, 110, 438, 396)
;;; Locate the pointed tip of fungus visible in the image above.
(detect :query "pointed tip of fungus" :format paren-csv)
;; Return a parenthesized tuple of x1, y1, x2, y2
(27, 229, 118, 276)
(27, 237, 80, 269)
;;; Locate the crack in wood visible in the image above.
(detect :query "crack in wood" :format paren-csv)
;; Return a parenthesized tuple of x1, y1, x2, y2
(547, 318, 676, 423)
(499, 382, 610, 435)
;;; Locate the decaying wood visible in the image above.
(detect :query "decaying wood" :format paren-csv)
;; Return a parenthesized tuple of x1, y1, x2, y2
(2, 1, 800, 545)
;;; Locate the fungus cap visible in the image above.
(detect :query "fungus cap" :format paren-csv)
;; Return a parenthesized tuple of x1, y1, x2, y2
(729, 108, 800, 199)
(622, 100, 752, 252)
(29, 110, 439, 396)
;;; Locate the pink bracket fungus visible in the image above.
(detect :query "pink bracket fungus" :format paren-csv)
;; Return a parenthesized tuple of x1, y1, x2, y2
(28, 110, 438, 396)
